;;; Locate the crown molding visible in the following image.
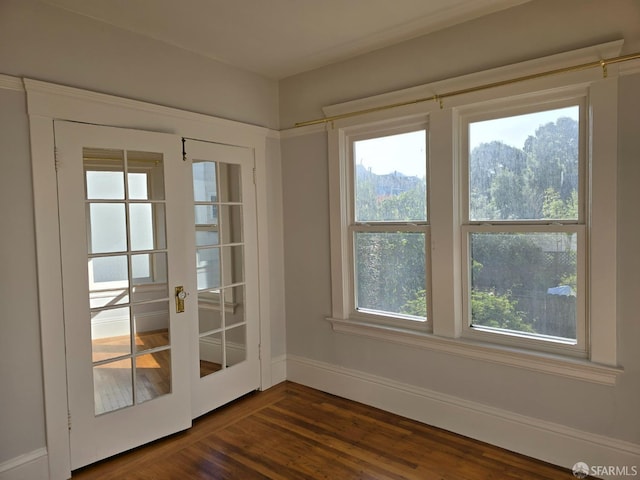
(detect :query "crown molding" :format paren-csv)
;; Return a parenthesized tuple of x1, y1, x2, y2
(0, 74, 24, 92)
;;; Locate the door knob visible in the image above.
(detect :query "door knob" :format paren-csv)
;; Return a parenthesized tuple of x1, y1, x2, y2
(175, 286, 187, 313)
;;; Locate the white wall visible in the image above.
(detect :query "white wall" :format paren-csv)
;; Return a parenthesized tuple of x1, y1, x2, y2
(0, 88, 47, 464)
(279, 0, 640, 452)
(0, 0, 279, 129)
(265, 136, 287, 360)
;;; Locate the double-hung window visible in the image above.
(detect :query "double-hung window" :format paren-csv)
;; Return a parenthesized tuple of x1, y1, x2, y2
(327, 43, 620, 379)
(341, 121, 430, 329)
(460, 97, 587, 356)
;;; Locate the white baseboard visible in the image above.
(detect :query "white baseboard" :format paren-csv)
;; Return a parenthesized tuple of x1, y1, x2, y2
(0, 449, 48, 480)
(270, 354, 287, 385)
(286, 354, 640, 479)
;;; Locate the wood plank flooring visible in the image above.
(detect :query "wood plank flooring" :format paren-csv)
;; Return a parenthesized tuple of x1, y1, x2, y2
(72, 382, 579, 480)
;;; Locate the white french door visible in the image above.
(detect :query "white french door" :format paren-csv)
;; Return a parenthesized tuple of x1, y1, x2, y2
(183, 139, 261, 419)
(55, 121, 260, 470)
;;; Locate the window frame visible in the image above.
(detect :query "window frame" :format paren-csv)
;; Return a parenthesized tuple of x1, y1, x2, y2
(325, 43, 621, 381)
(461, 224, 587, 357)
(458, 93, 589, 357)
(349, 123, 431, 330)
(334, 117, 433, 332)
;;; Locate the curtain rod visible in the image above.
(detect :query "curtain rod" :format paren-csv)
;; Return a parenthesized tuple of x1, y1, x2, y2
(294, 51, 640, 128)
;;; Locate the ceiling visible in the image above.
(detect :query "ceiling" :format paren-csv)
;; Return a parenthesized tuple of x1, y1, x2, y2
(43, 0, 530, 79)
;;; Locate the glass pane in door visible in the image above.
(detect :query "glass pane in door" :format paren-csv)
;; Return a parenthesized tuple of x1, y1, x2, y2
(84, 148, 172, 415)
(193, 160, 248, 378)
(93, 358, 133, 416)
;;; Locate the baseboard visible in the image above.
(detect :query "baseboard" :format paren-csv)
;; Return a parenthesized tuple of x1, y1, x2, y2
(271, 354, 287, 385)
(286, 355, 640, 479)
(0, 449, 48, 480)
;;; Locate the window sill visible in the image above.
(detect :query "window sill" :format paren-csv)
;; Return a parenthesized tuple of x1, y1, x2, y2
(325, 316, 622, 386)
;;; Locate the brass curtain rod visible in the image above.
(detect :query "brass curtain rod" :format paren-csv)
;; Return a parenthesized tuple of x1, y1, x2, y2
(294, 51, 640, 128)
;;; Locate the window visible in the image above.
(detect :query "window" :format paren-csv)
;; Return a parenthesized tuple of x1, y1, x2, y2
(326, 48, 619, 378)
(350, 128, 429, 326)
(460, 101, 587, 356)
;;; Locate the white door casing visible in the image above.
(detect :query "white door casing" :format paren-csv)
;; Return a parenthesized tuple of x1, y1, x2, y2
(27, 78, 277, 479)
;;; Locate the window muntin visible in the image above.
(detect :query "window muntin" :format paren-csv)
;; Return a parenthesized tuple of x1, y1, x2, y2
(349, 128, 429, 324)
(461, 100, 586, 354)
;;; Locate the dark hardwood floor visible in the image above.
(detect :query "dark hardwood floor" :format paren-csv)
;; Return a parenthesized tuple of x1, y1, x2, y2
(72, 381, 577, 479)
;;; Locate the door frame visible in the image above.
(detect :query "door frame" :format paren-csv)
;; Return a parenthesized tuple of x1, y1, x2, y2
(26, 78, 279, 479)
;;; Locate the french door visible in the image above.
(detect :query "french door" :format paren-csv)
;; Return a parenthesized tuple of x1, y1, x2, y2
(184, 139, 261, 419)
(55, 121, 260, 469)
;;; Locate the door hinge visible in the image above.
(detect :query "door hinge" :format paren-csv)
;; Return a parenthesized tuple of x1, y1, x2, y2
(54, 147, 60, 172)
(67, 410, 72, 431)
(252, 167, 256, 185)
(258, 343, 261, 361)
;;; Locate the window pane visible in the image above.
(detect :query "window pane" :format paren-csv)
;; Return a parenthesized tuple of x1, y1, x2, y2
(225, 286, 245, 328)
(196, 247, 220, 290)
(354, 130, 427, 222)
(198, 291, 222, 334)
(91, 307, 131, 362)
(94, 358, 133, 415)
(133, 301, 169, 353)
(128, 151, 165, 200)
(469, 232, 577, 341)
(218, 163, 242, 203)
(88, 203, 127, 253)
(129, 203, 166, 251)
(127, 173, 148, 200)
(469, 106, 579, 221)
(88, 255, 129, 307)
(135, 351, 171, 404)
(193, 161, 217, 202)
(226, 325, 246, 368)
(86, 171, 125, 200)
(131, 252, 168, 303)
(84, 149, 125, 200)
(354, 232, 426, 319)
(196, 230, 219, 247)
(199, 332, 223, 378)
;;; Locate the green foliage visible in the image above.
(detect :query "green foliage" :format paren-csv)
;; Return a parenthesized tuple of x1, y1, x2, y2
(356, 231, 425, 317)
(543, 188, 578, 219)
(470, 117, 579, 220)
(402, 289, 427, 317)
(523, 117, 579, 205)
(471, 290, 533, 333)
